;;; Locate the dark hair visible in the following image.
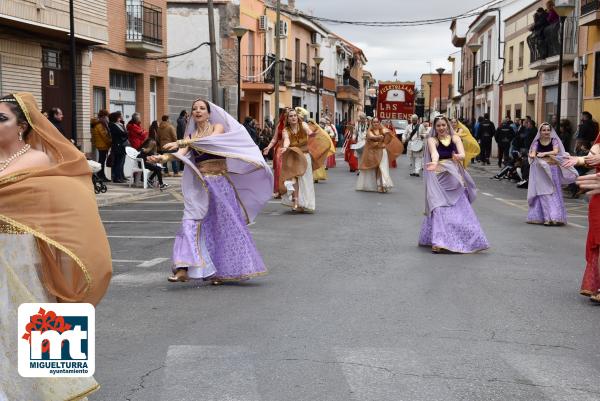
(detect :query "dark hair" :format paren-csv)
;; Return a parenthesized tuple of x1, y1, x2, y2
(484, 113, 490, 119)
(108, 111, 122, 123)
(0, 94, 32, 140)
(582, 111, 593, 120)
(161, 115, 169, 122)
(192, 99, 211, 114)
(149, 120, 159, 141)
(49, 107, 62, 120)
(98, 109, 109, 118)
(179, 110, 187, 118)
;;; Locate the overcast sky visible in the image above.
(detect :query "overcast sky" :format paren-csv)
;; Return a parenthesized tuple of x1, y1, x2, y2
(295, 0, 510, 87)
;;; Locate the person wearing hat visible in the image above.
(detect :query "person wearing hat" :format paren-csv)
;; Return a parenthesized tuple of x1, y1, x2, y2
(404, 114, 427, 177)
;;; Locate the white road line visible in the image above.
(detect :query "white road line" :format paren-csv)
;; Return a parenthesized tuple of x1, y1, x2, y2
(130, 201, 182, 204)
(100, 209, 183, 212)
(137, 257, 169, 267)
(161, 346, 260, 401)
(107, 235, 173, 239)
(112, 259, 145, 264)
(103, 221, 180, 224)
(568, 222, 586, 229)
(111, 271, 165, 286)
(481, 192, 494, 197)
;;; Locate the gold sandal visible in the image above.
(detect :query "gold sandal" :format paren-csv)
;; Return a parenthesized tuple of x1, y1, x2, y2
(211, 279, 223, 286)
(590, 293, 600, 304)
(168, 269, 189, 282)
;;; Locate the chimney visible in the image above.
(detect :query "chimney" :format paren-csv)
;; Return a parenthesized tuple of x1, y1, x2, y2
(288, 0, 295, 9)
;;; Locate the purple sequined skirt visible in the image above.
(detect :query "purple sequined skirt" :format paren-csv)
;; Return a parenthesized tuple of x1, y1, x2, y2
(172, 175, 267, 280)
(527, 165, 567, 225)
(419, 190, 489, 253)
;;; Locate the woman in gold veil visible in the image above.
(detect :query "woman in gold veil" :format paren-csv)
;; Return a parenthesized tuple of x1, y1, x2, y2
(0, 93, 111, 400)
(452, 118, 480, 168)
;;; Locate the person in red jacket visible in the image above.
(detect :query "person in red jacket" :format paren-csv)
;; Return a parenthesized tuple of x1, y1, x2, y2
(126, 112, 148, 150)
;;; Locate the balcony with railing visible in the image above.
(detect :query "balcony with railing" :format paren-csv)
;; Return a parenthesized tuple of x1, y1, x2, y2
(125, 1, 163, 53)
(295, 62, 308, 85)
(308, 67, 324, 88)
(336, 74, 360, 103)
(527, 17, 577, 70)
(242, 55, 292, 85)
(475, 60, 492, 88)
(580, 0, 600, 26)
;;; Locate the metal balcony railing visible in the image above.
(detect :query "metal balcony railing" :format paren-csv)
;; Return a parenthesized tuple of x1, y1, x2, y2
(242, 55, 292, 84)
(336, 74, 360, 90)
(126, 1, 163, 46)
(295, 62, 308, 84)
(582, 0, 599, 15)
(527, 17, 577, 64)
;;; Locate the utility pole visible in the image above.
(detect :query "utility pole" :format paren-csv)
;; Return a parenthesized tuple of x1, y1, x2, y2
(274, 0, 281, 125)
(207, 0, 219, 105)
(69, 0, 77, 146)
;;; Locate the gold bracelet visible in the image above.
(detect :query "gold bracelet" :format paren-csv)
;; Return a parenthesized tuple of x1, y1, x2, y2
(578, 156, 586, 167)
(177, 139, 189, 148)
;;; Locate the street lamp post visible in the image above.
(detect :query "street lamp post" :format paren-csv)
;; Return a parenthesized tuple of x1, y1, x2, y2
(233, 26, 249, 122)
(467, 43, 482, 126)
(436, 67, 445, 114)
(427, 81, 432, 121)
(313, 56, 324, 123)
(555, 1, 575, 122)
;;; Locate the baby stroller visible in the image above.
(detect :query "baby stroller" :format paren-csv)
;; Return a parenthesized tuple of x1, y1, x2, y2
(88, 159, 107, 194)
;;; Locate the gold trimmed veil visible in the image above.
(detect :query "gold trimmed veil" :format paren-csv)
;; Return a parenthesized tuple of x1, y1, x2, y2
(0, 93, 111, 305)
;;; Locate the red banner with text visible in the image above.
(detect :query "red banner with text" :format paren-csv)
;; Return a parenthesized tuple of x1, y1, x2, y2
(376, 81, 415, 121)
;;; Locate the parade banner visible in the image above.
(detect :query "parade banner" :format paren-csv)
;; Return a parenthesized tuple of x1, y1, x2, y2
(376, 81, 415, 121)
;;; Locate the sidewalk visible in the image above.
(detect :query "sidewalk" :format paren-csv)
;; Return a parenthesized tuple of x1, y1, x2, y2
(95, 176, 182, 207)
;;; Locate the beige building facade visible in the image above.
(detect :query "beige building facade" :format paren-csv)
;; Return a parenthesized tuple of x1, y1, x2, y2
(0, 0, 108, 150)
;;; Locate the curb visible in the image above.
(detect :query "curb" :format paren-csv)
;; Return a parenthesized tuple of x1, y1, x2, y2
(96, 184, 181, 208)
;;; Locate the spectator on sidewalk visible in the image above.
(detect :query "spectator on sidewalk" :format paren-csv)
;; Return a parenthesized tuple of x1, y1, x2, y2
(558, 118, 573, 154)
(91, 109, 111, 181)
(48, 107, 67, 138)
(108, 111, 128, 183)
(478, 113, 496, 165)
(495, 118, 515, 167)
(243, 116, 258, 144)
(157, 115, 180, 176)
(138, 134, 168, 190)
(126, 112, 148, 150)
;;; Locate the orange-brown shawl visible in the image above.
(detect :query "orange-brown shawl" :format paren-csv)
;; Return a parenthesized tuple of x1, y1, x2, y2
(0, 93, 111, 305)
(278, 122, 331, 194)
(359, 128, 402, 170)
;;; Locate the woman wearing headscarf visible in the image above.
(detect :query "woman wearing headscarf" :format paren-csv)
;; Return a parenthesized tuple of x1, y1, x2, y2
(343, 121, 358, 172)
(451, 118, 480, 168)
(564, 133, 600, 302)
(526, 122, 578, 226)
(263, 108, 289, 198)
(418, 115, 489, 253)
(278, 108, 330, 212)
(153, 98, 272, 284)
(0, 93, 111, 400)
(356, 118, 403, 193)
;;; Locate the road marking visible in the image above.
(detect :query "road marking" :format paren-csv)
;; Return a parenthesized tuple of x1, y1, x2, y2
(103, 221, 180, 224)
(161, 346, 260, 401)
(111, 271, 166, 286)
(137, 257, 169, 267)
(170, 191, 184, 201)
(112, 259, 145, 264)
(568, 222, 586, 229)
(100, 209, 183, 212)
(495, 197, 529, 211)
(107, 235, 173, 239)
(481, 192, 494, 197)
(130, 201, 182, 204)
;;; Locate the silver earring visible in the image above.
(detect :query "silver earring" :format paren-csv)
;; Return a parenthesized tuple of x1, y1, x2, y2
(18, 131, 23, 141)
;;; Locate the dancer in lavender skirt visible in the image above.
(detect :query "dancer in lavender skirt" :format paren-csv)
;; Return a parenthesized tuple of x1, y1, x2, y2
(151, 98, 273, 284)
(527, 122, 578, 226)
(418, 115, 489, 253)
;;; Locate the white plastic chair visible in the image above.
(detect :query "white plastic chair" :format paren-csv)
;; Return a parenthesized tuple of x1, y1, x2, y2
(124, 146, 151, 189)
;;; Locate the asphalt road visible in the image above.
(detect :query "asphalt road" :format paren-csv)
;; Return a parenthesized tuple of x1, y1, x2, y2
(91, 155, 599, 401)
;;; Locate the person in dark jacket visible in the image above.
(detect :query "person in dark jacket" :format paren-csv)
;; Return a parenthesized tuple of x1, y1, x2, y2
(243, 116, 258, 144)
(558, 118, 573, 154)
(108, 111, 128, 183)
(176, 110, 188, 140)
(495, 118, 515, 167)
(478, 113, 496, 165)
(48, 107, 67, 138)
(512, 118, 537, 187)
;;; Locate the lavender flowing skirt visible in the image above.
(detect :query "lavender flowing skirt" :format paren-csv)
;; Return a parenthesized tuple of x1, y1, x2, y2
(527, 165, 567, 224)
(173, 175, 267, 280)
(419, 190, 489, 253)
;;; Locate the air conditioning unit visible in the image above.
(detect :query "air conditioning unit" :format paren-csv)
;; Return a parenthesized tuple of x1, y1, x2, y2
(311, 32, 322, 45)
(278, 21, 288, 38)
(258, 15, 268, 32)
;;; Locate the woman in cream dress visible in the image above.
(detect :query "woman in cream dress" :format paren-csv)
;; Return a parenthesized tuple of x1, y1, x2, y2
(0, 93, 111, 400)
